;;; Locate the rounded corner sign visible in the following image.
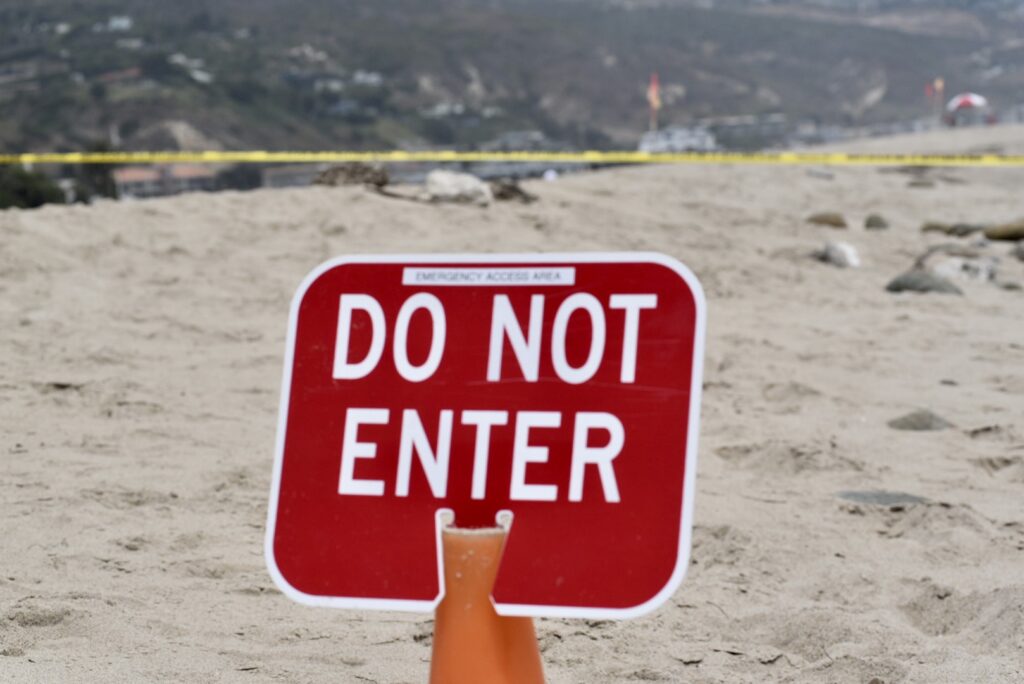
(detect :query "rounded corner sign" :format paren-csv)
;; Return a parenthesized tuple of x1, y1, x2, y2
(265, 252, 706, 620)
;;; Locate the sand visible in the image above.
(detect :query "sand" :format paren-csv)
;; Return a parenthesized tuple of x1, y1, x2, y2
(2, 125, 1023, 682)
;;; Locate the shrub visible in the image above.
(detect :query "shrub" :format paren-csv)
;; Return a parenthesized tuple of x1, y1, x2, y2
(0, 166, 65, 209)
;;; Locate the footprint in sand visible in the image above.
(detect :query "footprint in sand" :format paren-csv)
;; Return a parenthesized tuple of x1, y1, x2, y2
(761, 381, 822, 415)
(715, 439, 863, 475)
(901, 581, 1024, 641)
(838, 494, 1023, 552)
(970, 455, 1024, 482)
(6, 605, 71, 628)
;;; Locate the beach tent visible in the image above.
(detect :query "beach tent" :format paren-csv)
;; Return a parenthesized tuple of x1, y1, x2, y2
(946, 92, 988, 112)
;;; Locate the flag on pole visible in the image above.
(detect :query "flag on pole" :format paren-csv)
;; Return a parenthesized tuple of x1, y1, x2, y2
(647, 72, 662, 112)
(932, 77, 946, 123)
(647, 72, 662, 132)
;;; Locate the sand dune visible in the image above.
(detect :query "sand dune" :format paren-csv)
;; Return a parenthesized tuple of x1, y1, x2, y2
(2, 125, 1023, 682)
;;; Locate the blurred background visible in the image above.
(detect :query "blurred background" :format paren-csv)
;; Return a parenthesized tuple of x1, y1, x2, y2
(2, 0, 1024, 202)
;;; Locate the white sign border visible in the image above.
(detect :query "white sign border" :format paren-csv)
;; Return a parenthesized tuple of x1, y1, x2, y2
(264, 252, 707, 620)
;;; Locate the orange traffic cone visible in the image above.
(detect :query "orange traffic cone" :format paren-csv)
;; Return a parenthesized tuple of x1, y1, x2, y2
(429, 526, 546, 684)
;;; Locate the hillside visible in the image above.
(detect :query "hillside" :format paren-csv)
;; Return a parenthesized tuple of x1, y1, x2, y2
(2, 0, 1023, 152)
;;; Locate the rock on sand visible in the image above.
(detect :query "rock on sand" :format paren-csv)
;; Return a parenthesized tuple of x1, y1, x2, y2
(864, 214, 889, 230)
(423, 170, 493, 206)
(983, 219, 1024, 241)
(921, 222, 984, 237)
(807, 212, 847, 228)
(886, 269, 963, 295)
(815, 241, 860, 268)
(490, 178, 537, 204)
(888, 410, 954, 431)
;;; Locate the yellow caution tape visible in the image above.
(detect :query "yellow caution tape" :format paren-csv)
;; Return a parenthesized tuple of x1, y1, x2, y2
(2, 150, 1024, 166)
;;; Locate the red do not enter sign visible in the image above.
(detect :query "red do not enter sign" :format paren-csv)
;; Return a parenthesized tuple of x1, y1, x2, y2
(265, 253, 706, 619)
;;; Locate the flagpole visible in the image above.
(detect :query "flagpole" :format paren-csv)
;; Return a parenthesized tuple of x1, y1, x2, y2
(647, 72, 661, 133)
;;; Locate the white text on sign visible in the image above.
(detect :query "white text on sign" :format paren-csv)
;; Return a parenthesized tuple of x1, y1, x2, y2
(331, 293, 657, 503)
(333, 293, 658, 384)
(338, 409, 623, 502)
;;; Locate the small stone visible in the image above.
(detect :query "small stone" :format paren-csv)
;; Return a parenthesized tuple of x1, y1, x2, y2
(949, 223, 985, 237)
(117, 536, 146, 552)
(815, 241, 860, 268)
(489, 178, 537, 204)
(806, 212, 847, 228)
(921, 221, 952, 234)
(886, 269, 962, 295)
(921, 222, 983, 237)
(422, 170, 493, 206)
(751, 646, 783, 664)
(984, 220, 1024, 241)
(1012, 241, 1024, 262)
(888, 410, 954, 431)
(864, 214, 889, 230)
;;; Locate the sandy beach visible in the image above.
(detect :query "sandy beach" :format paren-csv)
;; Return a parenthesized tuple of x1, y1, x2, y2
(2, 124, 1023, 682)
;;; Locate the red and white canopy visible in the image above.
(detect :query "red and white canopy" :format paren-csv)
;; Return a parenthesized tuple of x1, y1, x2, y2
(946, 92, 989, 112)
